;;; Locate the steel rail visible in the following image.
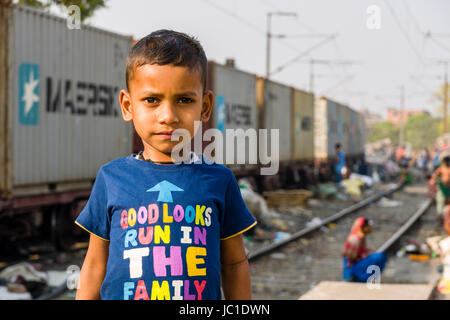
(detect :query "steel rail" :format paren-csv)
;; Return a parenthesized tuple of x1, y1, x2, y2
(248, 183, 403, 261)
(376, 198, 433, 253)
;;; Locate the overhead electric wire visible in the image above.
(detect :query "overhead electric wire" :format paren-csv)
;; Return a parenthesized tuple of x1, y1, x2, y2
(200, 0, 306, 55)
(383, 0, 425, 65)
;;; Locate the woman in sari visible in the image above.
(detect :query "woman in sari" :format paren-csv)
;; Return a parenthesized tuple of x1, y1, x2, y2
(342, 217, 387, 282)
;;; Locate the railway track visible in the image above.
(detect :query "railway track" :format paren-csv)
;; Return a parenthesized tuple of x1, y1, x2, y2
(248, 182, 404, 261)
(249, 183, 436, 299)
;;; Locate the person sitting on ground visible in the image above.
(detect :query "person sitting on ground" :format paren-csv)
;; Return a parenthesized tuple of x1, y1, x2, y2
(429, 155, 450, 225)
(342, 217, 387, 282)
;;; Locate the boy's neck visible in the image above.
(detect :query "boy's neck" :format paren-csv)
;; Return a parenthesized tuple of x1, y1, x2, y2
(142, 147, 175, 164)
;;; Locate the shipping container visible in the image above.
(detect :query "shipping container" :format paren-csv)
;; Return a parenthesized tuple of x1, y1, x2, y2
(314, 96, 336, 161)
(257, 77, 292, 162)
(0, 4, 133, 200)
(349, 108, 358, 156)
(357, 111, 366, 156)
(292, 88, 314, 161)
(315, 96, 353, 161)
(341, 104, 351, 156)
(206, 61, 258, 169)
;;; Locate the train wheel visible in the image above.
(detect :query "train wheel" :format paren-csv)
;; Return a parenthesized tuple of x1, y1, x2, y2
(50, 203, 76, 251)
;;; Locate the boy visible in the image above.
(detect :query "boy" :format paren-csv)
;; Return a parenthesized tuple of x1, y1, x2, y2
(75, 30, 257, 300)
(334, 143, 346, 183)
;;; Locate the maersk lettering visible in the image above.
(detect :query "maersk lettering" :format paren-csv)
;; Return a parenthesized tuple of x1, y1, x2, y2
(46, 77, 119, 117)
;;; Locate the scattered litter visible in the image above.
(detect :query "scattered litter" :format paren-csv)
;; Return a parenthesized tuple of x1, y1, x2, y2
(396, 249, 405, 258)
(306, 217, 323, 229)
(404, 244, 420, 254)
(341, 179, 364, 197)
(274, 232, 291, 242)
(426, 235, 445, 254)
(269, 253, 286, 260)
(0, 286, 32, 300)
(420, 243, 431, 255)
(377, 197, 402, 208)
(307, 198, 322, 207)
(7, 283, 27, 294)
(0, 262, 48, 284)
(271, 218, 289, 231)
(263, 189, 313, 208)
(327, 223, 337, 229)
(349, 173, 373, 187)
(372, 171, 381, 185)
(437, 237, 450, 294)
(408, 254, 430, 262)
(316, 184, 339, 199)
(335, 193, 349, 201)
(239, 178, 280, 225)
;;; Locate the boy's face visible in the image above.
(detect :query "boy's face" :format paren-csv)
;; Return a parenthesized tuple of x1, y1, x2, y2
(120, 64, 212, 158)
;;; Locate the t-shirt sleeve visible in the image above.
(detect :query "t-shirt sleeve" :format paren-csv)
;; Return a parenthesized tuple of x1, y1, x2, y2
(75, 167, 110, 241)
(220, 171, 257, 240)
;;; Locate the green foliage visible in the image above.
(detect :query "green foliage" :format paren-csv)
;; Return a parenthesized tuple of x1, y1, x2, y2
(368, 121, 399, 144)
(404, 113, 439, 149)
(18, 0, 107, 21)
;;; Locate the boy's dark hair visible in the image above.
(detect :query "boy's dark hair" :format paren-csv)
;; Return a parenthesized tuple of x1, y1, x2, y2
(335, 143, 341, 149)
(126, 29, 207, 92)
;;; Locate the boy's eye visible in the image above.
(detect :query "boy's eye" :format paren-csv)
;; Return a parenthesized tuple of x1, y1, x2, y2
(144, 97, 159, 104)
(178, 97, 194, 104)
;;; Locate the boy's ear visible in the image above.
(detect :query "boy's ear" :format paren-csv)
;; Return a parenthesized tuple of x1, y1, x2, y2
(119, 89, 133, 122)
(201, 90, 214, 122)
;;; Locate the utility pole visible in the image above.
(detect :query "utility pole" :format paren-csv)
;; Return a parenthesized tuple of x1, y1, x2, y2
(444, 61, 448, 133)
(399, 85, 405, 146)
(265, 13, 272, 79)
(265, 12, 297, 79)
(430, 60, 450, 133)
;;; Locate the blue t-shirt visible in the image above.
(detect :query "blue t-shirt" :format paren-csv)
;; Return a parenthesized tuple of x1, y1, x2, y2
(75, 154, 257, 300)
(337, 150, 346, 166)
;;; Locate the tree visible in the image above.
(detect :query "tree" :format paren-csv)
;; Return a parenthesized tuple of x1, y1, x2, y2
(404, 113, 439, 149)
(17, 0, 108, 21)
(368, 121, 399, 144)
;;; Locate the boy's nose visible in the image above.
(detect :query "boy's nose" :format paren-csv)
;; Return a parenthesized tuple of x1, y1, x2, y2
(157, 102, 180, 124)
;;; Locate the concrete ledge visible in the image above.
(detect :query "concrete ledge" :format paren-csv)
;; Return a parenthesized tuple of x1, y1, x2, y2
(299, 281, 435, 300)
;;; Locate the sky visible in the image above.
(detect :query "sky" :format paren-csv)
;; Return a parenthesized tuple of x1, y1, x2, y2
(55, 0, 450, 117)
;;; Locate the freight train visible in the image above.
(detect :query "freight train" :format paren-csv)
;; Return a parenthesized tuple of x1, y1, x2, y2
(0, 3, 365, 252)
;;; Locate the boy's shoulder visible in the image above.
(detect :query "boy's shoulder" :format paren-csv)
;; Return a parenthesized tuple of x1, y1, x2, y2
(97, 154, 234, 178)
(196, 155, 235, 178)
(97, 155, 131, 174)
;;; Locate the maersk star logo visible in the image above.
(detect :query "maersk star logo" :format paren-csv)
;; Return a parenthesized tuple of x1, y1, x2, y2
(19, 63, 40, 125)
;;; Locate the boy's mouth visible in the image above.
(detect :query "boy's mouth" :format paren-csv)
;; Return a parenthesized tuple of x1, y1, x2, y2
(154, 131, 175, 140)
